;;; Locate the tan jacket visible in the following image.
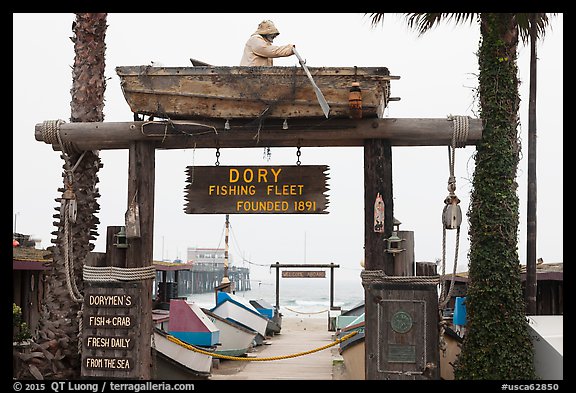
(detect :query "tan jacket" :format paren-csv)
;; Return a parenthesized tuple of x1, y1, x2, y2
(240, 34, 294, 66)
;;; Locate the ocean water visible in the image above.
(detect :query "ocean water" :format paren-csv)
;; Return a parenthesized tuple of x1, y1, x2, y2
(187, 278, 364, 319)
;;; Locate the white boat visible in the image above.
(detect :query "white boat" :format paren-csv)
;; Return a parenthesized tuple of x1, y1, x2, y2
(211, 292, 269, 339)
(152, 327, 213, 380)
(202, 308, 258, 357)
(152, 309, 170, 331)
(527, 315, 563, 380)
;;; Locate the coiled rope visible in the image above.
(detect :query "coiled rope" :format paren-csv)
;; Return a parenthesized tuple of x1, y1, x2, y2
(165, 330, 358, 361)
(83, 265, 156, 282)
(361, 270, 440, 286)
(41, 119, 78, 154)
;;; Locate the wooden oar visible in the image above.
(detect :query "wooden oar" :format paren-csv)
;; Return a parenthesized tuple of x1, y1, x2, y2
(292, 48, 330, 118)
(190, 58, 212, 66)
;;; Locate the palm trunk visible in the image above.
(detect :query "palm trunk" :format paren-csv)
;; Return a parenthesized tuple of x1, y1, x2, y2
(454, 13, 536, 379)
(21, 13, 107, 380)
(525, 14, 538, 315)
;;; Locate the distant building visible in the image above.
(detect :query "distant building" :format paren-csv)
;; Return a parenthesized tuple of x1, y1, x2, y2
(185, 247, 250, 293)
(12, 233, 50, 340)
(439, 262, 563, 316)
(187, 247, 233, 269)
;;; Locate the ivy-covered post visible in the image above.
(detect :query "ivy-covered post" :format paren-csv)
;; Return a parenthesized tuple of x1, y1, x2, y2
(454, 13, 536, 379)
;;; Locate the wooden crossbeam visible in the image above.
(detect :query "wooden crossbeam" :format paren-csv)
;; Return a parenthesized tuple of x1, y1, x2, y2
(35, 117, 482, 151)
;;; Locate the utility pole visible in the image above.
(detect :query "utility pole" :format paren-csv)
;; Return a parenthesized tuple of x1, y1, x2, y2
(221, 214, 231, 292)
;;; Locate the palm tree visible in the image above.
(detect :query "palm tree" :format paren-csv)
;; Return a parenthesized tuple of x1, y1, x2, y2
(368, 12, 550, 379)
(515, 13, 555, 315)
(18, 13, 107, 379)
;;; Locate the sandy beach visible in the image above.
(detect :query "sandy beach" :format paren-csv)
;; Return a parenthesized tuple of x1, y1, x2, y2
(210, 316, 346, 380)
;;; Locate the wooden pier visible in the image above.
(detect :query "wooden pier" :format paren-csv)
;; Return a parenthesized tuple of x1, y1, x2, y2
(210, 317, 338, 380)
(154, 261, 251, 300)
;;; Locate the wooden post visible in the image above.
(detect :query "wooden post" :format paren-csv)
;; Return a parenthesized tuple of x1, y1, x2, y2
(330, 263, 335, 310)
(364, 138, 395, 273)
(364, 138, 395, 380)
(81, 229, 143, 379)
(126, 141, 155, 379)
(86, 251, 106, 268)
(275, 262, 280, 311)
(394, 231, 415, 276)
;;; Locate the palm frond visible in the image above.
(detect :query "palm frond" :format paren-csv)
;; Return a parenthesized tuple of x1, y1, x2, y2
(404, 13, 478, 35)
(516, 13, 556, 45)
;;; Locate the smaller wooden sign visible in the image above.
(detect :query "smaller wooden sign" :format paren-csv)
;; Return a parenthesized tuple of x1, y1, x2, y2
(282, 270, 326, 278)
(81, 282, 142, 379)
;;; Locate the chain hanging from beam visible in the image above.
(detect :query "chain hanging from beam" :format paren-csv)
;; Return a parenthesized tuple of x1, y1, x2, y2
(296, 139, 302, 166)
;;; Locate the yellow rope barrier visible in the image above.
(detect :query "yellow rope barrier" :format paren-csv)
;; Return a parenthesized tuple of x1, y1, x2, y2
(166, 330, 358, 361)
(284, 306, 329, 315)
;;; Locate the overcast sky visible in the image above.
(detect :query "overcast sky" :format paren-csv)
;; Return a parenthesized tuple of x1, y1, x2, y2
(13, 13, 563, 283)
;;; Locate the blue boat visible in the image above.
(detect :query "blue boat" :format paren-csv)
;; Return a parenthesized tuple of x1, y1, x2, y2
(249, 298, 282, 336)
(211, 292, 269, 344)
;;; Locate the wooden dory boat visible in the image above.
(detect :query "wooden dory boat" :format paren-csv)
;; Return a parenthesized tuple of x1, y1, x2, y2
(336, 301, 365, 331)
(440, 325, 463, 380)
(115, 65, 398, 120)
(168, 299, 219, 347)
(152, 328, 213, 380)
(211, 292, 269, 341)
(202, 308, 258, 357)
(249, 298, 282, 336)
(338, 313, 365, 380)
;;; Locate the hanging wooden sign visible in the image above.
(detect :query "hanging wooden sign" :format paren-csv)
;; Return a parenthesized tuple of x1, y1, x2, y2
(282, 270, 326, 278)
(184, 165, 329, 214)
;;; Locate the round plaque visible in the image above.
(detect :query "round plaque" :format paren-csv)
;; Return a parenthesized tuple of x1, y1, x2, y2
(391, 311, 413, 333)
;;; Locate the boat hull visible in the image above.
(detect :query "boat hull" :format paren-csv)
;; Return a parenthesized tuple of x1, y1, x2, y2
(152, 329, 212, 380)
(338, 314, 366, 380)
(211, 300, 268, 338)
(249, 299, 282, 335)
(116, 66, 393, 120)
(202, 308, 257, 357)
(339, 332, 365, 380)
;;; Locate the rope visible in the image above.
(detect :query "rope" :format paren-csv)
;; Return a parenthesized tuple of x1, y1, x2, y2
(284, 307, 328, 315)
(361, 270, 440, 286)
(438, 115, 468, 309)
(41, 119, 78, 154)
(438, 227, 460, 309)
(83, 265, 156, 282)
(447, 115, 469, 148)
(140, 120, 218, 141)
(63, 202, 83, 303)
(165, 330, 358, 361)
(47, 121, 87, 356)
(77, 304, 84, 354)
